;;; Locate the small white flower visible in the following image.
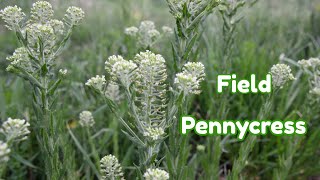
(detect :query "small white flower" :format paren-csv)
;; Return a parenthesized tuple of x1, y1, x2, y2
(124, 26, 139, 36)
(0, 141, 10, 163)
(65, 6, 85, 26)
(0, 118, 30, 142)
(79, 111, 95, 127)
(174, 72, 200, 94)
(143, 168, 169, 180)
(162, 26, 173, 35)
(111, 60, 137, 87)
(182, 62, 205, 80)
(143, 127, 165, 141)
(0, 5, 25, 31)
(100, 155, 124, 180)
(196, 145, 206, 152)
(270, 64, 295, 88)
(105, 55, 126, 72)
(85, 75, 106, 92)
(310, 87, 320, 96)
(30, 1, 54, 23)
(174, 62, 205, 94)
(59, 69, 68, 76)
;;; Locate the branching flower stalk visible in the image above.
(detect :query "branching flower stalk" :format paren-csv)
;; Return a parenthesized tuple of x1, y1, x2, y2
(124, 20, 173, 50)
(165, 0, 219, 178)
(218, 0, 257, 69)
(78, 111, 101, 172)
(270, 57, 320, 180)
(206, 1, 257, 178)
(166, 0, 220, 71)
(1, 2, 84, 179)
(86, 51, 205, 177)
(229, 63, 295, 179)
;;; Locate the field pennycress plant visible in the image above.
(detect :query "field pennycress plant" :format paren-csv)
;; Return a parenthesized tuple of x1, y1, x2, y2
(1, 1, 84, 179)
(86, 50, 205, 179)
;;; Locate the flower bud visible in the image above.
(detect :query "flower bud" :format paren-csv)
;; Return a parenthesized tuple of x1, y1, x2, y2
(65, 6, 85, 26)
(79, 111, 95, 127)
(143, 168, 169, 180)
(124, 26, 139, 36)
(270, 64, 295, 88)
(143, 127, 165, 141)
(30, 1, 54, 23)
(85, 75, 106, 92)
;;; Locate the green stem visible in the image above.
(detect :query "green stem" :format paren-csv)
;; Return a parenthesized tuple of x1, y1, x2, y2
(86, 128, 101, 171)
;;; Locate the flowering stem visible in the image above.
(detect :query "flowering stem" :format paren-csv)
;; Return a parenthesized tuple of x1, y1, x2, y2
(229, 93, 275, 179)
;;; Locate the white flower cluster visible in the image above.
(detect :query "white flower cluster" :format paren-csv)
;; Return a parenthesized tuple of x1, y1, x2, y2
(49, 19, 65, 35)
(1, 1, 84, 76)
(143, 168, 169, 180)
(85, 75, 106, 92)
(105, 83, 123, 104)
(124, 26, 139, 36)
(143, 127, 165, 141)
(65, 6, 85, 26)
(100, 154, 124, 180)
(174, 62, 205, 94)
(26, 23, 55, 47)
(30, 1, 54, 23)
(6, 47, 33, 72)
(298, 58, 320, 69)
(79, 111, 95, 127)
(124, 20, 173, 48)
(0, 141, 10, 163)
(270, 64, 295, 88)
(0, 5, 25, 31)
(298, 57, 320, 96)
(0, 118, 30, 142)
(105, 55, 137, 88)
(92, 51, 169, 143)
(162, 26, 174, 35)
